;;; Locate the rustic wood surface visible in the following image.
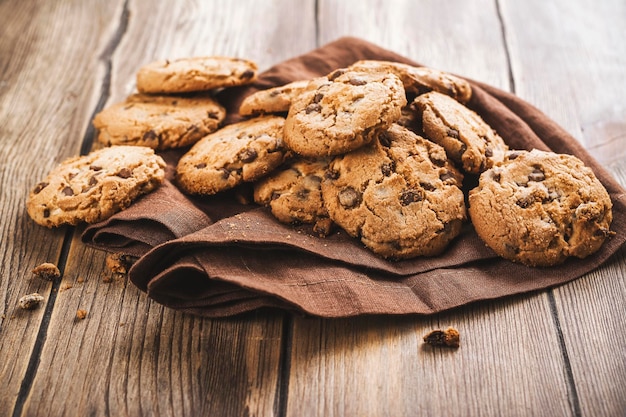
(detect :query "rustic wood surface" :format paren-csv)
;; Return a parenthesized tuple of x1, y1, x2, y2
(0, 0, 624, 416)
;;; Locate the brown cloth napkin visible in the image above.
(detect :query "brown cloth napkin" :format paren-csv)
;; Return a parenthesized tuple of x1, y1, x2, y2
(83, 37, 626, 318)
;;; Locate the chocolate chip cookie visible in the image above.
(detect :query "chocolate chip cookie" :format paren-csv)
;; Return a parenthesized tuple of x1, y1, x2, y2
(239, 79, 313, 116)
(321, 124, 466, 259)
(468, 149, 614, 266)
(253, 157, 333, 236)
(136, 56, 258, 94)
(284, 70, 406, 157)
(412, 91, 508, 174)
(27, 146, 166, 227)
(176, 115, 289, 195)
(93, 93, 226, 150)
(348, 60, 472, 103)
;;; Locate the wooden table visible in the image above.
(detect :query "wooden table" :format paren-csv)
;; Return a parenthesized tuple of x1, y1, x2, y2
(2, 1, 625, 416)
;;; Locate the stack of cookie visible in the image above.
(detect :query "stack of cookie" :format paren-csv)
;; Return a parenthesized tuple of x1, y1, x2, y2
(26, 56, 259, 227)
(27, 56, 614, 267)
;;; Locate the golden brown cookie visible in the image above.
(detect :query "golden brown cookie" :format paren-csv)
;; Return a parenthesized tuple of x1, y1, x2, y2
(284, 70, 406, 157)
(321, 124, 466, 259)
(412, 91, 508, 174)
(468, 149, 614, 266)
(136, 56, 258, 94)
(93, 93, 226, 150)
(176, 116, 289, 195)
(253, 157, 333, 236)
(239, 79, 313, 116)
(27, 146, 166, 227)
(348, 60, 472, 103)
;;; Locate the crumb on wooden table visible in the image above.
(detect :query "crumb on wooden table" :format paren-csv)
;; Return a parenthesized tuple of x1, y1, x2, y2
(76, 309, 87, 320)
(32, 262, 61, 281)
(18, 293, 45, 310)
(423, 326, 460, 348)
(105, 253, 137, 275)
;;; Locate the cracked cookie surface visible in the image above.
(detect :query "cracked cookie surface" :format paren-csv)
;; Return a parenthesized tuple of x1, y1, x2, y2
(176, 115, 288, 195)
(348, 60, 472, 103)
(412, 91, 508, 174)
(27, 146, 166, 227)
(284, 70, 406, 157)
(136, 56, 258, 94)
(93, 93, 226, 150)
(321, 124, 466, 259)
(468, 149, 614, 266)
(254, 157, 333, 236)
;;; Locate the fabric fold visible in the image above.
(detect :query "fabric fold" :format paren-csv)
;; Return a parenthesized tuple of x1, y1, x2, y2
(83, 36, 626, 318)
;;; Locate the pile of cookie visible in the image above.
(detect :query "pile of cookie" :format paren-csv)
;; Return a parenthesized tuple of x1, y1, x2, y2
(26, 56, 614, 267)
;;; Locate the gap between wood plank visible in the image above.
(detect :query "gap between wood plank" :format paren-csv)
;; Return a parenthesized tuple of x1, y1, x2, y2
(548, 291, 583, 417)
(495, 0, 516, 94)
(11, 2, 130, 416)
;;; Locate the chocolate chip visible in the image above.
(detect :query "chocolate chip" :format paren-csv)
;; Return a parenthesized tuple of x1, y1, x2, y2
(61, 186, 74, 196)
(378, 131, 392, 147)
(484, 147, 493, 157)
(208, 111, 220, 120)
(43, 208, 50, 218)
(270, 191, 281, 201)
(381, 162, 394, 176)
(305, 103, 322, 114)
(312, 93, 324, 103)
(439, 170, 455, 182)
(325, 169, 340, 180)
(33, 182, 48, 194)
(504, 244, 520, 255)
(447, 128, 460, 139)
(528, 166, 545, 182)
(420, 182, 436, 191)
(400, 189, 423, 205)
(516, 195, 535, 208)
(195, 163, 207, 169)
(491, 171, 501, 182)
(456, 143, 467, 159)
(508, 151, 521, 160)
(116, 168, 132, 179)
(296, 189, 310, 199)
(89, 165, 102, 171)
(328, 69, 345, 81)
(88, 175, 98, 186)
(239, 148, 258, 163)
(430, 154, 447, 167)
(142, 129, 158, 142)
(240, 69, 255, 80)
(349, 77, 367, 86)
(338, 187, 361, 208)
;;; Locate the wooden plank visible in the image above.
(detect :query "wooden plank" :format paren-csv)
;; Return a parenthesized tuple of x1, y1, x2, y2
(286, 0, 578, 415)
(0, 0, 124, 414)
(499, 0, 626, 415)
(15, 1, 317, 416)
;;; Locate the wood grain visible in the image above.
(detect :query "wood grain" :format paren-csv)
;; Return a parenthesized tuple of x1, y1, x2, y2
(500, 0, 626, 415)
(9, 1, 317, 416)
(0, 0, 122, 414)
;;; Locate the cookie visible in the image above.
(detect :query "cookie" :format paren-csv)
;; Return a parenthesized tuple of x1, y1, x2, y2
(412, 91, 508, 174)
(468, 149, 614, 266)
(239, 79, 313, 116)
(176, 115, 289, 195)
(321, 124, 466, 259)
(93, 93, 226, 150)
(284, 70, 406, 157)
(27, 146, 166, 227)
(348, 60, 472, 103)
(136, 56, 258, 94)
(253, 157, 333, 236)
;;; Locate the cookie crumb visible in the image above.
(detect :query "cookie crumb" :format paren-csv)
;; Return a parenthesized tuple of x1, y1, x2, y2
(76, 276, 85, 283)
(18, 293, 45, 310)
(76, 309, 87, 320)
(423, 326, 460, 348)
(32, 262, 61, 281)
(105, 253, 136, 275)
